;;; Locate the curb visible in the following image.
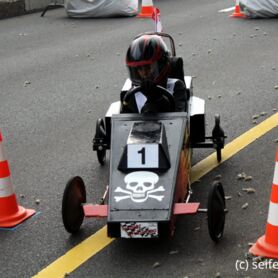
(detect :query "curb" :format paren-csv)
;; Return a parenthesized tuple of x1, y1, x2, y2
(0, 0, 25, 19)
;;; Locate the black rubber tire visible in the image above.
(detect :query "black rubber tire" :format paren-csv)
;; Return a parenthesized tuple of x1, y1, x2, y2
(207, 181, 226, 242)
(216, 147, 222, 162)
(62, 176, 86, 234)
(95, 118, 106, 165)
(212, 114, 224, 162)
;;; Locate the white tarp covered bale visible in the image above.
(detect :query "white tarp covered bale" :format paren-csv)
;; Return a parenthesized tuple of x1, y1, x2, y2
(65, 0, 138, 18)
(239, 0, 278, 18)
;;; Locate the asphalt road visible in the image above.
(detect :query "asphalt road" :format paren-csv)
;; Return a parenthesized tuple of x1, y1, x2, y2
(0, 0, 278, 277)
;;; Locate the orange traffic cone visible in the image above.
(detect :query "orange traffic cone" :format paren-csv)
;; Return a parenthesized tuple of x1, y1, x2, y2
(137, 0, 155, 18)
(249, 148, 278, 259)
(230, 0, 246, 18)
(0, 131, 35, 228)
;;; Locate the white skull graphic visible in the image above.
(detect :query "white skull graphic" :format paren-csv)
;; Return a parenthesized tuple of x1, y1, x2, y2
(125, 171, 159, 202)
(114, 171, 165, 203)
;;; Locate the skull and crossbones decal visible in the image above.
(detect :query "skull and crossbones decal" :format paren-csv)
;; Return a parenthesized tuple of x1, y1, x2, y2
(114, 171, 165, 203)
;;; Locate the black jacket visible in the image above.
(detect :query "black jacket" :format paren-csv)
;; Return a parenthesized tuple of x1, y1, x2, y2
(121, 78, 188, 113)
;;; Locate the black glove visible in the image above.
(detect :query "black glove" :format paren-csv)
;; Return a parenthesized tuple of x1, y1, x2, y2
(141, 80, 157, 99)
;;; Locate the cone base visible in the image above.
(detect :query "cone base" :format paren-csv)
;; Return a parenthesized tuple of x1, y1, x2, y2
(137, 13, 153, 18)
(230, 13, 246, 18)
(0, 206, 36, 228)
(249, 235, 278, 259)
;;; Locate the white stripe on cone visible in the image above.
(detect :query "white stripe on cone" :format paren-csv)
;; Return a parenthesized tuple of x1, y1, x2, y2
(218, 7, 235, 13)
(273, 162, 278, 185)
(0, 176, 14, 197)
(267, 201, 278, 227)
(142, 0, 153, 7)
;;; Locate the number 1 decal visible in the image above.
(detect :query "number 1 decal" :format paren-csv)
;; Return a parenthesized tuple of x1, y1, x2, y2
(137, 147, 146, 165)
(127, 144, 158, 168)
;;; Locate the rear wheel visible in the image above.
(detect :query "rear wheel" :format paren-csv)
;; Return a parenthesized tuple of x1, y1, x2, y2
(207, 181, 226, 242)
(95, 118, 106, 165)
(62, 176, 86, 234)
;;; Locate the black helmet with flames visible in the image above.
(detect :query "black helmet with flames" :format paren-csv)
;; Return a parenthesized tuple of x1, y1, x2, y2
(126, 34, 170, 86)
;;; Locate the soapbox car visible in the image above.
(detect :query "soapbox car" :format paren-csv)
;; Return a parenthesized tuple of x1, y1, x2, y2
(62, 32, 226, 241)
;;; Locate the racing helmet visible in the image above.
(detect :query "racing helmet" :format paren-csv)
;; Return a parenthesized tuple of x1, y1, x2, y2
(126, 34, 171, 86)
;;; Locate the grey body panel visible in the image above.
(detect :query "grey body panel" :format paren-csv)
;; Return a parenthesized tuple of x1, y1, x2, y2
(107, 113, 188, 223)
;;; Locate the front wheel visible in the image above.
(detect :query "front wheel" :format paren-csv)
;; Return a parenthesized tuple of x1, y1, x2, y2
(216, 147, 222, 162)
(207, 181, 226, 242)
(62, 176, 86, 234)
(212, 114, 225, 162)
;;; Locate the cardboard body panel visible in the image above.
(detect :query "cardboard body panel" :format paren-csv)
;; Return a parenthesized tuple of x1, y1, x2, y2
(107, 113, 188, 231)
(83, 204, 108, 217)
(173, 203, 200, 215)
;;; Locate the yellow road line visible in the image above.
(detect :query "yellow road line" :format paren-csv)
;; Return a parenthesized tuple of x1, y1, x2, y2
(33, 112, 278, 278)
(33, 226, 114, 278)
(191, 112, 278, 183)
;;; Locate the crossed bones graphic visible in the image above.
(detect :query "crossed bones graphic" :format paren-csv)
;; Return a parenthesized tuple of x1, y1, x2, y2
(114, 186, 165, 203)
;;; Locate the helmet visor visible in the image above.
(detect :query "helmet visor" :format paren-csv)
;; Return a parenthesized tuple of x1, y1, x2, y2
(128, 61, 160, 86)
